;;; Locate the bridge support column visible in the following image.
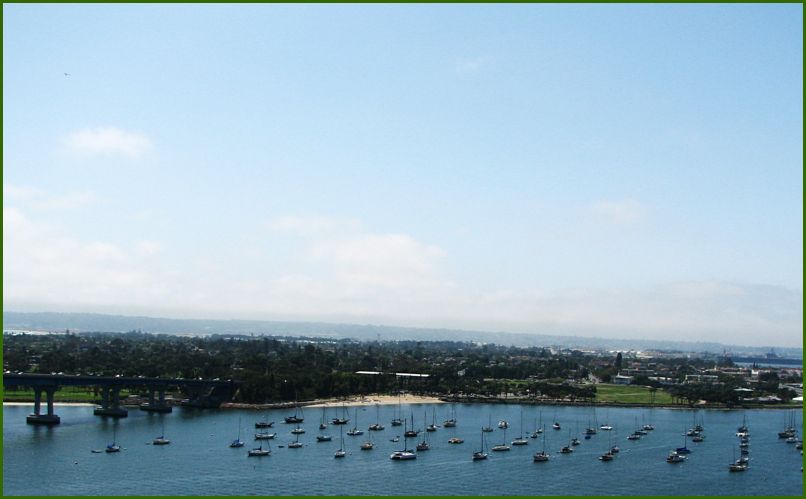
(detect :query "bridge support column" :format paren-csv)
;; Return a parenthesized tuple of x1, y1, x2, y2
(27, 387, 60, 425)
(141, 387, 172, 413)
(94, 387, 128, 418)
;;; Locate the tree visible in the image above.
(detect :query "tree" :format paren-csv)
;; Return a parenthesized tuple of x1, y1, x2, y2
(614, 352, 623, 371)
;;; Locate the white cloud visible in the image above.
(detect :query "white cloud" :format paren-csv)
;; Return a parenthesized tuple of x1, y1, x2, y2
(590, 199, 645, 225)
(456, 57, 488, 74)
(63, 126, 152, 159)
(4, 207, 800, 348)
(3, 183, 95, 211)
(3, 207, 168, 307)
(135, 240, 162, 257)
(266, 215, 362, 236)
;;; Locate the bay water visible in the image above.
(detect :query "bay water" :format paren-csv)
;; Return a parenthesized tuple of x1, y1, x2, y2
(3, 403, 802, 495)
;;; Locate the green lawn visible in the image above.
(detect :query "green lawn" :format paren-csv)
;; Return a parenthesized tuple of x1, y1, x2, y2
(595, 383, 677, 405)
(2, 387, 131, 402)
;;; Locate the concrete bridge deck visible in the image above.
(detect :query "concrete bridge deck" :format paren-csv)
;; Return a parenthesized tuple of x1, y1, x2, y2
(3, 373, 240, 424)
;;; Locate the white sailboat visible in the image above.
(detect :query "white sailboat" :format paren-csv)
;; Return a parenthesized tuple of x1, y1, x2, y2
(248, 439, 271, 457)
(287, 430, 303, 448)
(533, 431, 550, 462)
(483, 414, 494, 433)
(335, 425, 347, 458)
(416, 411, 430, 451)
(369, 404, 385, 431)
(426, 407, 438, 432)
(230, 417, 245, 448)
(443, 404, 457, 427)
(153, 421, 170, 445)
(390, 419, 416, 460)
(491, 426, 511, 452)
(347, 408, 364, 436)
(360, 427, 374, 450)
(512, 408, 529, 446)
(473, 428, 488, 461)
(105, 427, 121, 453)
(390, 393, 403, 426)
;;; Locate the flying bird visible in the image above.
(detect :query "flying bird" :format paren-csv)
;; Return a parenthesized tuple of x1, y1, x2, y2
(64, 73, 71, 77)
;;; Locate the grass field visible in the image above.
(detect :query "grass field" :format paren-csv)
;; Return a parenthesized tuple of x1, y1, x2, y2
(595, 383, 678, 405)
(2, 387, 131, 402)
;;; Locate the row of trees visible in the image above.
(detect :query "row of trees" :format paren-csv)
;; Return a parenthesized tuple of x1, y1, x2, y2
(3, 332, 795, 405)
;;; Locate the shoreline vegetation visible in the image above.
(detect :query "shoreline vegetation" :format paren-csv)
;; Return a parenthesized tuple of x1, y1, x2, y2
(4, 392, 801, 411)
(4, 333, 801, 411)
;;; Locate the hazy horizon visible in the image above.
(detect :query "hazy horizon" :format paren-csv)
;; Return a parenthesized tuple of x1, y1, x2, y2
(3, 310, 803, 355)
(4, 4, 803, 348)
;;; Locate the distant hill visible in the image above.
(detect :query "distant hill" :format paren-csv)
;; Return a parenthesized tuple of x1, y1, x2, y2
(3, 311, 802, 358)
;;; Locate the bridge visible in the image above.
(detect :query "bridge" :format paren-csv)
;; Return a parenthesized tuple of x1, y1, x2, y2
(2, 373, 240, 425)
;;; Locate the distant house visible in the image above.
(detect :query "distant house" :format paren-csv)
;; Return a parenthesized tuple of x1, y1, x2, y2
(613, 374, 633, 385)
(684, 374, 719, 384)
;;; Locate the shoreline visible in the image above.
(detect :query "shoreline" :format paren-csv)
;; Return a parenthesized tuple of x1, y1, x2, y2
(221, 393, 445, 410)
(436, 396, 804, 411)
(4, 395, 801, 411)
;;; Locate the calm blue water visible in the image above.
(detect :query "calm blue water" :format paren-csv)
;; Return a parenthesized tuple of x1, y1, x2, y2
(3, 403, 803, 496)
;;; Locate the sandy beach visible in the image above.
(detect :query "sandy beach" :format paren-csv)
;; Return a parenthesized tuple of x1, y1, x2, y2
(305, 393, 444, 408)
(220, 393, 445, 410)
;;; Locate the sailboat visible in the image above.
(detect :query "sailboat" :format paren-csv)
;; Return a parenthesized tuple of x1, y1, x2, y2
(512, 408, 529, 445)
(360, 427, 374, 450)
(571, 422, 581, 446)
(693, 411, 704, 433)
(600, 410, 612, 430)
(105, 427, 121, 453)
(332, 403, 350, 425)
(599, 431, 615, 461)
(667, 450, 686, 463)
(642, 413, 656, 432)
(559, 430, 573, 453)
(584, 415, 597, 438)
(483, 414, 494, 433)
(255, 429, 276, 440)
(153, 421, 171, 445)
(319, 407, 328, 430)
(390, 419, 416, 460)
(404, 412, 418, 438)
(416, 411, 430, 451)
(533, 431, 550, 461)
(291, 422, 305, 434)
(248, 439, 271, 457)
(230, 417, 245, 448)
(334, 425, 347, 457)
(426, 407, 438, 432)
(390, 393, 403, 426)
(492, 426, 511, 452)
(443, 405, 457, 427)
(416, 413, 431, 451)
(610, 427, 620, 454)
(778, 411, 796, 438)
(287, 430, 303, 448)
(473, 429, 488, 461)
(728, 447, 747, 472)
(552, 410, 561, 430)
(284, 397, 304, 424)
(316, 434, 332, 442)
(369, 404, 385, 431)
(255, 415, 274, 429)
(530, 411, 543, 438)
(737, 414, 749, 434)
(676, 428, 691, 454)
(347, 408, 364, 436)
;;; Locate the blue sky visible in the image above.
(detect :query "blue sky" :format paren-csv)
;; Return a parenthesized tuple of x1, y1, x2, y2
(3, 4, 802, 347)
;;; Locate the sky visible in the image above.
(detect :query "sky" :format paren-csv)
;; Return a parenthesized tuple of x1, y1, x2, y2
(3, 4, 803, 347)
